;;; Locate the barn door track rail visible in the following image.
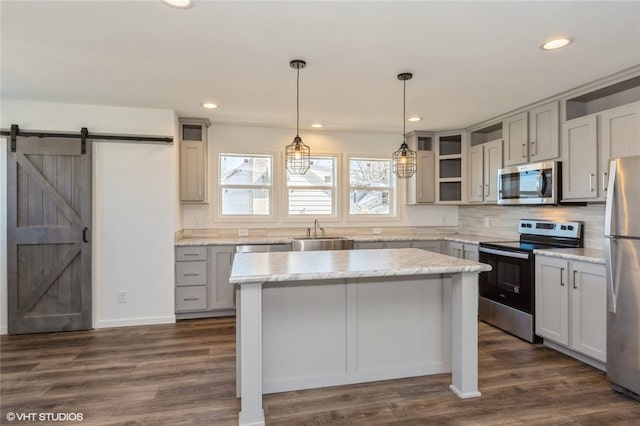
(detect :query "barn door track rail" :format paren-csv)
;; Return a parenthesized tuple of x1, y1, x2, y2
(2, 124, 173, 154)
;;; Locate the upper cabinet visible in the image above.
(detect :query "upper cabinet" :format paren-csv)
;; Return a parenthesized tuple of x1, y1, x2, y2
(529, 101, 560, 162)
(405, 131, 435, 205)
(503, 111, 528, 166)
(562, 75, 640, 202)
(435, 132, 465, 203)
(468, 122, 503, 204)
(503, 101, 559, 167)
(562, 116, 598, 200)
(599, 103, 640, 196)
(180, 118, 211, 203)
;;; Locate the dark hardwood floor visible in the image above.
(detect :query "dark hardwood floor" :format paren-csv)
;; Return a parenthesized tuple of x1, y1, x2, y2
(1, 318, 639, 425)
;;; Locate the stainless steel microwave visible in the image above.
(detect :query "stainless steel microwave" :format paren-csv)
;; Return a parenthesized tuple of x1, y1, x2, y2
(497, 161, 561, 205)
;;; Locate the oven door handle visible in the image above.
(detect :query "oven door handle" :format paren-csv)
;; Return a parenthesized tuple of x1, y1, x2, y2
(479, 246, 530, 259)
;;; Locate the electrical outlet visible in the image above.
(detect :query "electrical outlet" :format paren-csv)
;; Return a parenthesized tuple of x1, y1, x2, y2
(117, 291, 127, 304)
(372, 227, 382, 235)
(238, 229, 249, 236)
(484, 217, 491, 228)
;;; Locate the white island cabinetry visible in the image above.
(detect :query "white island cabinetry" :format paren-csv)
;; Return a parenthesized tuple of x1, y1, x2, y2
(230, 248, 490, 426)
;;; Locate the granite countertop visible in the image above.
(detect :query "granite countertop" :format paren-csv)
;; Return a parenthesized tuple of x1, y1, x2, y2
(533, 248, 606, 265)
(175, 233, 510, 247)
(229, 248, 492, 284)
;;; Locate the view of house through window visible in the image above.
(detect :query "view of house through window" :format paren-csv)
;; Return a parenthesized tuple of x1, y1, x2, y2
(349, 158, 393, 215)
(287, 157, 336, 216)
(220, 154, 272, 215)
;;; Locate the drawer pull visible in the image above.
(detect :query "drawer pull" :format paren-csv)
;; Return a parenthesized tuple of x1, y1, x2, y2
(183, 253, 200, 256)
(183, 273, 200, 277)
(183, 297, 200, 301)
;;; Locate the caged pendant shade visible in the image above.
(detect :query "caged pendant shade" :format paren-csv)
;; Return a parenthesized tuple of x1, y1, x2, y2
(392, 72, 417, 179)
(286, 59, 311, 175)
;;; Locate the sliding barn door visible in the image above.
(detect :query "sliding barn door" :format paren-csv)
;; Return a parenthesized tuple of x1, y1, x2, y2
(7, 136, 92, 334)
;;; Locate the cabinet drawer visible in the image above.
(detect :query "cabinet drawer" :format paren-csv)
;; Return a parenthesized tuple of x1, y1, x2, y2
(176, 286, 207, 312)
(176, 246, 207, 261)
(176, 261, 207, 286)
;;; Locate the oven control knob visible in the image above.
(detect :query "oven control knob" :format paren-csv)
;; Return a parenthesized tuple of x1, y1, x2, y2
(568, 225, 574, 230)
(561, 225, 567, 230)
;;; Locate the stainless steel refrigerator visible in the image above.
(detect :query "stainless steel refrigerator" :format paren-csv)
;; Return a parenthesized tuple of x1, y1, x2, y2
(605, 154, 640, 400)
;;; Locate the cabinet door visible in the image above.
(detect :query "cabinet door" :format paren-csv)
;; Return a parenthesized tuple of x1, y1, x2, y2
(570, 262, 606, 362)
(503, 112, 529, 166)
(483, 139, 503, 203)
(209, 246, 235, 310)
(535, 256, 569, 345)
(355, 242, 385, 250)
(468, 145, 484, 202)
(385, 241, 412, 249)
(180, 141, 205, 201)
(462, 244, 479, 261)
(417, 151, 435, 203)
(599, 102, 640, 199)
(529, 101, 559, 162)
(448, 242, 463, 258)
(412, 241, 441, 253)
(562, 116, 598, 200)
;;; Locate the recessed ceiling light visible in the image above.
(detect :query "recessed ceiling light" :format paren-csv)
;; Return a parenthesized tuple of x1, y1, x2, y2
(201, 102, 218, 109)
(311, 123, 323, 128)
(541, 37, 572, 50)
(162, 0, 193, 9)
(408, 116, 422, 122)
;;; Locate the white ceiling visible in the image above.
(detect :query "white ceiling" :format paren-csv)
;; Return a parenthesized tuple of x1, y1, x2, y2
(2, 1, 639, 134)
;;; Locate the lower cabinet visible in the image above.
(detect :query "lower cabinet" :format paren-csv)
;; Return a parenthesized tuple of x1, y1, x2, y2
(175, 245, 236, 318)
(535, 255, 606, 365)
(448, 242, 479, 261)
(355, 240, 441, 253)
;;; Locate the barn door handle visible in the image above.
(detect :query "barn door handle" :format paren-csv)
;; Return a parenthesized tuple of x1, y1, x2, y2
(83, 227, 89, 243)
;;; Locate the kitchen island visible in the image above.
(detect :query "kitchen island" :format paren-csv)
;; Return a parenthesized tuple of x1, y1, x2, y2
(229, 248, 491, 426)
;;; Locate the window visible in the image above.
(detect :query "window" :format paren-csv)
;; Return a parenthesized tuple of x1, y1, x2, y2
(219, 154, 272, 216)
(287, 156, 337, 216)
(349, 158, 393, 215)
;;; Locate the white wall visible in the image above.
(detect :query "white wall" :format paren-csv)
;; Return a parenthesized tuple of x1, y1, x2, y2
(1, 100, 177, 333)
(182, 124, 458, 230)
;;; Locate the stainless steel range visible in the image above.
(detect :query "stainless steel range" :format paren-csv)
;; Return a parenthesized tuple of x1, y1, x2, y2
(478, 219, 583, 342)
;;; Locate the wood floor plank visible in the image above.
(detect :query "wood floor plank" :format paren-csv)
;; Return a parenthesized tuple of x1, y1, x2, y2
(1, 318, 639, 425)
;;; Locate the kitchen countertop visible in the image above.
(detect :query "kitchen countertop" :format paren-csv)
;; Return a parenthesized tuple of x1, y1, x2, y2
(229, 248, 492, 284)
(533, 248, 606, 265)
(175, 233, 511, 247)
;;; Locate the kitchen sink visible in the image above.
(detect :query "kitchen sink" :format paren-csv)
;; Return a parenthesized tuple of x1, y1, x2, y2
(291, 237, 354, 252)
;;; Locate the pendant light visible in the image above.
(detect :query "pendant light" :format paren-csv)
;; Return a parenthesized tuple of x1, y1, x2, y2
(285, 59, 311, 175)
(392, 72, 417, 179)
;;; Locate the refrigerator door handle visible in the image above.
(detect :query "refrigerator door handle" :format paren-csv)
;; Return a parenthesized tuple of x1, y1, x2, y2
(604, 159, 617, 236)
(605, 236, 618, 314)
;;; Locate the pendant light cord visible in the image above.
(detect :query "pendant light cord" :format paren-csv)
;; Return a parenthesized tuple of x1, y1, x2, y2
(402, 78, 406, 143)
(296, 66, 300, 138)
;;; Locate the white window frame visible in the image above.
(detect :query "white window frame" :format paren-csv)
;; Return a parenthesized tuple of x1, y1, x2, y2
(284, 153, 340, 221)
(217, 152, 276, 221)
(347, 155, 397, 220)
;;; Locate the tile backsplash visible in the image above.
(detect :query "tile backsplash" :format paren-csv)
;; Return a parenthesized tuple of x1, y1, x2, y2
(458, 204, 606, 249)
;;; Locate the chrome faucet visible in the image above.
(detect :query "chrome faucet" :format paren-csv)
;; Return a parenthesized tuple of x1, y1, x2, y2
(313, 218, 325, 238)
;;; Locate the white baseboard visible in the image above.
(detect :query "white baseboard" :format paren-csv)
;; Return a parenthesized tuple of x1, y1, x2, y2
(94, 315, 176, 329)
(0, 326, 7, 335)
